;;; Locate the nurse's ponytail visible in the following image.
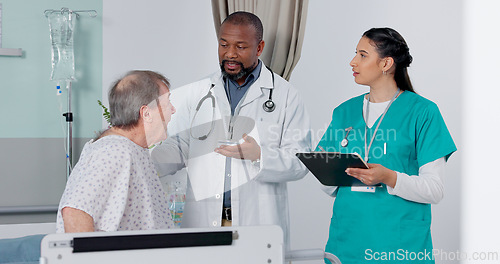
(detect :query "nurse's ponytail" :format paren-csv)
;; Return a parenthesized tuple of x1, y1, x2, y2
(363, 28, 415, 93)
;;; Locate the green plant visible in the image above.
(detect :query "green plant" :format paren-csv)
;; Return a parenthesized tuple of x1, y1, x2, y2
(97, 100, 111, 125)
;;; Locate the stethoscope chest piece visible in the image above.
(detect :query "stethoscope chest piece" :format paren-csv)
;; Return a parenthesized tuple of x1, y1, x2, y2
(341, 138, 348, 148)
(263, 99, 275, 112)
(341, 126, 353, 148)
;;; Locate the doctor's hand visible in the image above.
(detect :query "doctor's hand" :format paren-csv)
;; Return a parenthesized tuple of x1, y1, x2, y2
(214, 134, 261, 161)
(346, 163, 397, 188)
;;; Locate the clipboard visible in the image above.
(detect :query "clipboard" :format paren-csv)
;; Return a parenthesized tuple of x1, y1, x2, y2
(296, 152, 379, 186)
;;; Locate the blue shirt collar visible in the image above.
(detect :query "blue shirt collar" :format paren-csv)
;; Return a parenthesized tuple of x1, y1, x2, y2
(227, 60, 262, 88)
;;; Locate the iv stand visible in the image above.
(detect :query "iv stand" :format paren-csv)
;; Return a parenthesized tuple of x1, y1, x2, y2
(63, 82, 73, 179)
(45, 8, 97, 180)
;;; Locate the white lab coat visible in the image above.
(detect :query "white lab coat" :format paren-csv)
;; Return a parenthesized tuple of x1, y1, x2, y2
(152, 62, 311, 249)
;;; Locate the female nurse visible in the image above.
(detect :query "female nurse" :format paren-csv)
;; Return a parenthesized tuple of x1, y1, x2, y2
(317, 28, 456, 264)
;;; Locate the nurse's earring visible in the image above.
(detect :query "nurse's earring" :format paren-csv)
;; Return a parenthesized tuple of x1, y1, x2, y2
(381, 58, 393, 75)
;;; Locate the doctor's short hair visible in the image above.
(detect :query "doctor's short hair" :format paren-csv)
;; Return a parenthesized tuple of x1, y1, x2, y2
(108, 70, 170, 129)
(222, 11, 263, 43)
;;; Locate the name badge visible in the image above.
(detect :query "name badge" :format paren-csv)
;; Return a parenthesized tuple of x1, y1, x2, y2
(351, 186, 376, 193)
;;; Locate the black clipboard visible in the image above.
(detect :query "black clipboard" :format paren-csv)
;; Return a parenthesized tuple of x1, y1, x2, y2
(296, 152, 378, 186)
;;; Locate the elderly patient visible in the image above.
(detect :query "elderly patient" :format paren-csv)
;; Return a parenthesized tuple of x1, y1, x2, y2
(56, 70, 176, 232)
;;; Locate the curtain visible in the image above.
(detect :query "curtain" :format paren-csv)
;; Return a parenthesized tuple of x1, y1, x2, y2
(211, 0, 309, 81)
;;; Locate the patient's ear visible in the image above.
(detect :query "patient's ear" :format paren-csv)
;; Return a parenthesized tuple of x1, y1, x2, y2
(141, 105, 153, 123)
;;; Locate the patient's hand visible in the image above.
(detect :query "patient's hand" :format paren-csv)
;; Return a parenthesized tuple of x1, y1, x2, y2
(61, 207, 95, 233)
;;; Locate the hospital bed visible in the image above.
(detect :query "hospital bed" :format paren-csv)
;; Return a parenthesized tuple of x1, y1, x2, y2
(0, 222, 56, 239)
(0, 223, 341, 264)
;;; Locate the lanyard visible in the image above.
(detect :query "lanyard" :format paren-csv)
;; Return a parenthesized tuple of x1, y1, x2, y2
(364, 89, 400, 162)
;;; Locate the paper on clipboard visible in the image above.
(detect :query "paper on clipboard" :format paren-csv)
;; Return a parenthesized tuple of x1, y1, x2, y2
(296, 152, 379, 186)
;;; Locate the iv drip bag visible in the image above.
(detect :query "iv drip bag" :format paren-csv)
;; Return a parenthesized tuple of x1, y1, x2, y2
(47, 11, 76, 81)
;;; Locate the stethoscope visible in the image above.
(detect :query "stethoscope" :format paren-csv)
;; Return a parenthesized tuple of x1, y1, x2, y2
(190, 66, 276, 140)
(340, 89, 400, 162)
(262, 65, 276, 112)
(190, 84, 216, 140)
(340, 127, 353, 147)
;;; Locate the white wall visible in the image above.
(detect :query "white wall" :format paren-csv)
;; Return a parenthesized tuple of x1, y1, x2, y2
(103, 1, 500, 264)
(462, 0, 500, 263)
(102, 0, 219, 118)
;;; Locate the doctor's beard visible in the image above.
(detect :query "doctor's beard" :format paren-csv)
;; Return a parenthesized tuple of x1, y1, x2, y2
(220, 60, 254, 81)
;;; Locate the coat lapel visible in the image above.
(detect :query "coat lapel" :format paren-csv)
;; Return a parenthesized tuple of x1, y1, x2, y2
(239, 62, 273, 109)
(211, 73, 232, 138)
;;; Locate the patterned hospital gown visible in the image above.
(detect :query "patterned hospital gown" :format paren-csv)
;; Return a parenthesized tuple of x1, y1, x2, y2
(56, 135, 173, 232)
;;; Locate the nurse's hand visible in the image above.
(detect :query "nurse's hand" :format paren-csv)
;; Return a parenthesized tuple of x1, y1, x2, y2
(345, 163, 397, 188)
(214, 134, 261, 161)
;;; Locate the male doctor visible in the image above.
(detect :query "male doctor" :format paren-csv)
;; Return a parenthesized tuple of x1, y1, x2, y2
(152, 11, 311, 249)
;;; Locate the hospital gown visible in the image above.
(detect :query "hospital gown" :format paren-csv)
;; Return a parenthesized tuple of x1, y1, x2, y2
(56, 135, 173, 232)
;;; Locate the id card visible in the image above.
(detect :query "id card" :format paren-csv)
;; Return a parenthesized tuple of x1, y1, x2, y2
(351, 186, 376, 193)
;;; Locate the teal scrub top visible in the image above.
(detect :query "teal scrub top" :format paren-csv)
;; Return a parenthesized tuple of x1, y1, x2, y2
(318, 91, 456, 264)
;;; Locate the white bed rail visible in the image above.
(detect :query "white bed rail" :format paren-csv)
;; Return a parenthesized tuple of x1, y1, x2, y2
(286, 249, 342, 264)
(0, 222, 56, 239)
